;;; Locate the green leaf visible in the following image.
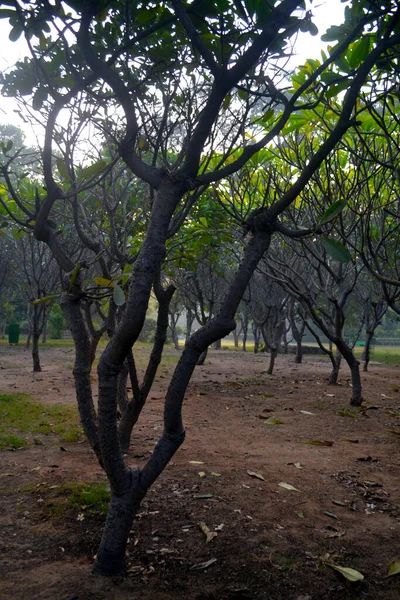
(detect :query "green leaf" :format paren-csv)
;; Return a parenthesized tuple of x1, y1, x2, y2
(94, 277, 114, 287)
(325, 80, 350, 100)
(386, 561, 400, 577)
(321, 237, 352, 263)
(56, 158, 70, 180)
(348, 36, 370, 69)
(9, 24, 22, 42)
(113, 284, 125, 306)
(326, 564, 364, 582)
(80, 160, 107, 180)
(264, 418, 285, 425)
(31, 295, 58, 305)
(320, 200, 347, 225)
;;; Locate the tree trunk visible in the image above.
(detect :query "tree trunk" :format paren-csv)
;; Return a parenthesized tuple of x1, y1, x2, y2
(197, 347, 208, 365)
(185, 309, 194, 343)
(42, 318, 47, 343)
(213, 338, 221, 350)
(32, 334, 42, 372)
(267, 346, 277, 375)
(26, 331, 31, 349)
(242, 322, 248, 352)
(32, 305, 42, 372)
(295, 338, 303, 364)
(336, 342, 363, 406)
(93, 470, 146, 575)
(363, 331, 374, 372)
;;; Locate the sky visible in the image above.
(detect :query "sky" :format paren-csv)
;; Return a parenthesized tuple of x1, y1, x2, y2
(0, 0, 346, 145)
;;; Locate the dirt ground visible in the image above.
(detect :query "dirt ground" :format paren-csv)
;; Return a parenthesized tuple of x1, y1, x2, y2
(1, 343, 400, 600)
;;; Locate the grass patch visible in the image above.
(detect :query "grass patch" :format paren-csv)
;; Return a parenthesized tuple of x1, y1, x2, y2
(46, 482, 110, 518)
(0, 393, 83, 449)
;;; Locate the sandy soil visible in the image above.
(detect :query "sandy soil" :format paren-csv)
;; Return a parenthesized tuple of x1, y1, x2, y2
(1, 343, 400, 600)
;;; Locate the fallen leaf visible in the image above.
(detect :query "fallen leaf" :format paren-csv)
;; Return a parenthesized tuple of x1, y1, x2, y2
(324, 510, 339, 520)
(198, 522, 218, 543)
(194, 493, 213, 499)
(190, 558, 217, 571)
(386, 561, 400, 577)
(247, 470, 268, 483)
(189, 461, 205, 464)
(287, 462, 303, 470)
(127, 565, 144, 575)
(381, 393, 393, 399)
(297, 510, 306, 518)
(356, 456, 377, 462)
(198, 471, 206, 478)
(300, 410, 316, 415)
(332, 500, 348, 506)
(325, 393, 335, 397)
(279, 482, 301, 492)
(264, 418, 285, 425)
(31, 466, 41, 471)
(0, 473, 13, 478)
(300, 440, 334, 447)
(386, 429, 400, 436)
(341, 438, 359, 443)
(326, 564, 364, 582)
(211, 472, 222, 477)
(337, 408, 358, 419)
(321, 526, 346, 538)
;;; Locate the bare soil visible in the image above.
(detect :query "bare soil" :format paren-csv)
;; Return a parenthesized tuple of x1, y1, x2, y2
(1, 344, 400, 600)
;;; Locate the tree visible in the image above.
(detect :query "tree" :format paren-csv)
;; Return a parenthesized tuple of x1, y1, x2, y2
(1, 0, 400, 576)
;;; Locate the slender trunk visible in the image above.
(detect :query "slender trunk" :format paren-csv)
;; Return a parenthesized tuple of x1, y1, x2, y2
(253, 324, 261, 354)
(42, 318, 47, 343)
(295, 337, 303, 364)
(185, 309, 194, 343)
(213, 338, 221, 350)
(267, 346, 277, 375)
(118, 285, 175, 454)
(242, 323, 248, 352)
(26, 331, 31, 349)
(363, 330, 374, 372)
(61, 294, 102, 463)
(94, 229, 271, 576)
(336, 341, 363, 406)
(32, 305, 42, 372)
(32, 334, 42, 372)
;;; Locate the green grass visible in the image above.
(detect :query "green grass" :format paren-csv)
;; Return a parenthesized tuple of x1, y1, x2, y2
(45, 482, 110, 518)
(0, 393, 83, 449)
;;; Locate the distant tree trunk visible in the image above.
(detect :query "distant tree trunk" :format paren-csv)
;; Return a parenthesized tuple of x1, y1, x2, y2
(267, 320, 285, 375)
(213, 338, 221, 350)
(253, 323, 261, 354)
(242, 324, 248, 351)
(42, 317, 48, 343)
(233, 322, 242, 348)
(363, 331, 374, 372)
(197, 348, 208, 365)
(168, 310, 180, 350)
(185, 309, 194, 343)
(32, 304, 42, 372)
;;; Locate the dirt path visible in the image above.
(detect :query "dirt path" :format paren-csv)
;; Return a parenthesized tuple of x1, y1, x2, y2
(1, 344, 400, 599)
